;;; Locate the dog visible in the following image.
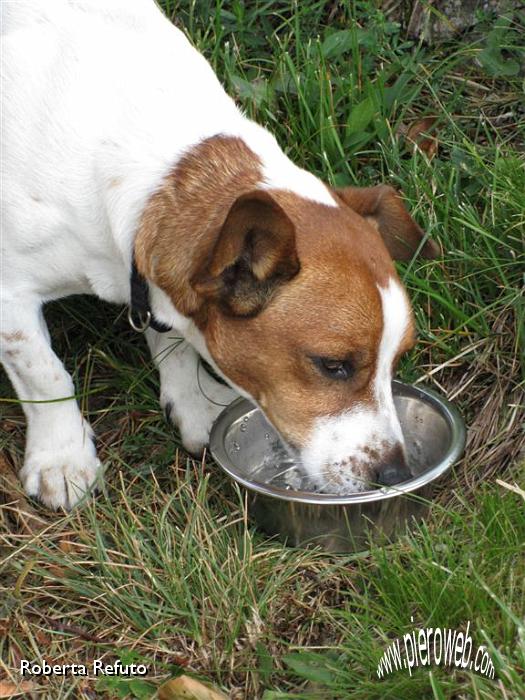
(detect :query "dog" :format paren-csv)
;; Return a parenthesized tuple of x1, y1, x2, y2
(1, 0, 438, 509)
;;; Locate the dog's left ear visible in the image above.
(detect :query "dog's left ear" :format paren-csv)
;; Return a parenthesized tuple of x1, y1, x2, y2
(191, 190, 300, 317)
(336, 185, 439, 260)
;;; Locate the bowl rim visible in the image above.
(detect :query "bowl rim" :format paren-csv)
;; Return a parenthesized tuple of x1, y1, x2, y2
(209, 379, 466, 505)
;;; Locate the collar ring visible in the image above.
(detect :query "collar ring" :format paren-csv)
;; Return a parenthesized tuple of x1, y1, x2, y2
(128, 307, 151, 333)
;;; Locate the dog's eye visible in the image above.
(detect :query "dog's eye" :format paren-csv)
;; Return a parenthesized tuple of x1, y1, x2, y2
(312, 356, 354, 381)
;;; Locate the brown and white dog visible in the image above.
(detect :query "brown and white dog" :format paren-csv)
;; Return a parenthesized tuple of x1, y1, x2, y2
(1, 0, 438, 509)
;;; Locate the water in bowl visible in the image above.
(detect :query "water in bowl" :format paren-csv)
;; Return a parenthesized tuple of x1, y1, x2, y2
(225, 413, 312, 490)
(245, 439, 322, 492)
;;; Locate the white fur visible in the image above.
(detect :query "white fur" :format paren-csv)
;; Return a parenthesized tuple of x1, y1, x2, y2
(374, 277, 410, 443)
(301, 278, 409, 492)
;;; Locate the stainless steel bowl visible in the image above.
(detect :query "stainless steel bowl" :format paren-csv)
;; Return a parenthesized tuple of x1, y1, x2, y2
(209, 380, 466, 552)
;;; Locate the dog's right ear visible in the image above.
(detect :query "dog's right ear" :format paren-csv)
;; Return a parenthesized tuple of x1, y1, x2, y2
(191, 191, 300, 317)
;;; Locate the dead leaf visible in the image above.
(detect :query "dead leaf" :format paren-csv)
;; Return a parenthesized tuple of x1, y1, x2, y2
(0, 619, 12, 636)
(34, 630, 52, 648)
(0, 680, 38, 698)
(158, 675, 229, 700)
(166, 654, 190, 668)
(58, 537, 74, 554)
(405, 116, 438, 159)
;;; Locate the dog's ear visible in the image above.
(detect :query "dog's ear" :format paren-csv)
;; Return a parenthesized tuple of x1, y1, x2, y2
(191, 190, 300, 317)
(336, 185, 439, 260)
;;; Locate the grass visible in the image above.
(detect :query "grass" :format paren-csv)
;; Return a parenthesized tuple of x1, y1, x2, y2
(1, 1, 524, 698)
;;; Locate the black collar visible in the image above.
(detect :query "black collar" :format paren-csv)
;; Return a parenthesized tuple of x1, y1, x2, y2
(128, 258, 172, 333)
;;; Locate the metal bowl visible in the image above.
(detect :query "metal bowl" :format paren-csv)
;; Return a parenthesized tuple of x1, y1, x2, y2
(209, 380, 466, 552)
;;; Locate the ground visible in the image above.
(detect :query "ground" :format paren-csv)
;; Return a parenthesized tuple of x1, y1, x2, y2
(0, 2, 524, 699)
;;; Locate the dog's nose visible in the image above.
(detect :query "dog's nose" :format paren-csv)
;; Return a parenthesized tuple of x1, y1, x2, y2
(375, 444, 411, 486)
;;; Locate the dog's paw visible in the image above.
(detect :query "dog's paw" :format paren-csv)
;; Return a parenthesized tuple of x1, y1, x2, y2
(162, 384, 238, 457)
(21, 427, 102, 510)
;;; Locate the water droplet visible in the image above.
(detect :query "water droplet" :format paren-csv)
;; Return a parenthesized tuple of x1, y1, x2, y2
(264, 433, 270, 440)
(240, 425, 247, 432)
(232, 441, 240, 451)
(242, 416, 249, 422)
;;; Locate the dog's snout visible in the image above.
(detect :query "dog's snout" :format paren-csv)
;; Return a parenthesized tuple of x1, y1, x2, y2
(375, 445, 411, 486)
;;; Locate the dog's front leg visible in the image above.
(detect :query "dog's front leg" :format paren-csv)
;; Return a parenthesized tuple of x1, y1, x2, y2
(0, 300, 101, 509)
(146, 329, 237, 456)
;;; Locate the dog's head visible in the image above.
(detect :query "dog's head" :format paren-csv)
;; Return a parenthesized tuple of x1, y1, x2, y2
(138, 138, 438, 493)
(187, 183, 437, 492)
